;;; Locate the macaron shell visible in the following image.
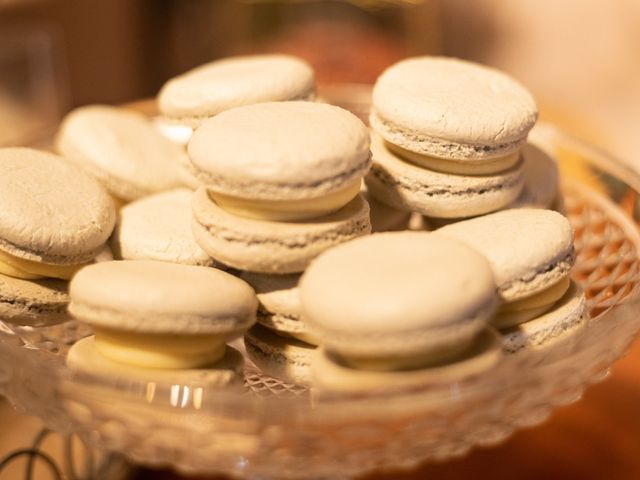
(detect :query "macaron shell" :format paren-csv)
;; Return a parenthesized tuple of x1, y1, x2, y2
(371, 57, 537, 159)
(69, 260, 257, 334)
(501, 282, 587, 355)
(509, 142, 559, 209)
(436, 208, 575, 301)
(244, 325, 314, 386)
(0, 273, 69, 326)
(311, 328, 502, 393)
(56, 105, 183, 201)
(361, 185, 412, 232)
(111, 189, 214, 266)
(300, 232, 497, 358)
(366, 134, 524, 218)
(158, 54, 315, 124)
(67, 336, 244, 387)
(188, 102, 371, 201)
(0, 148, 116, 264)
(238, 272, 309, 334)
(192, 189, 371, 274)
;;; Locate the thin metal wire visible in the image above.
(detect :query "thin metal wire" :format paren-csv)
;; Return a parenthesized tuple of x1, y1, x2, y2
(0, 448, 63, 480)
(26, 428, 52, 479)
(65, 431, 95, 480)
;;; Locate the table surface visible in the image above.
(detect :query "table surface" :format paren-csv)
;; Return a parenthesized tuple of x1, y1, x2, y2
(132, 336, 640, 480)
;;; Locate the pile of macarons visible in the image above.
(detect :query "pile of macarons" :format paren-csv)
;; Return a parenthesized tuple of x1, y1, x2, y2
(0, 53, 586, 392)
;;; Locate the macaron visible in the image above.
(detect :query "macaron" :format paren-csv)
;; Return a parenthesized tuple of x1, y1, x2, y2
(67, 260, 257, 370)
(366, 132, 524, 218)
(157, 54, 315, 129)
(238, 271, 317, 345)
(0, 274, 69, 326)
(361, 184, 411, 233)
(244, 325, 314, 386)
(300, 233, 500, 389)
(436, 209, 575, 328)
(0, 148, 115, 281)
(510, 142, 560, 209)
(371, 57, 538, 171)
(190, 101, 372, 273)
(56, 105, 184, 203)
(501, 281, 587, 357)
(193, 191, 370, 274)
(111, 189, 214, 266)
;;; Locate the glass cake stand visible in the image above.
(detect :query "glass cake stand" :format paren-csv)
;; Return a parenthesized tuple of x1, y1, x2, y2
(1, 90, 640, 480)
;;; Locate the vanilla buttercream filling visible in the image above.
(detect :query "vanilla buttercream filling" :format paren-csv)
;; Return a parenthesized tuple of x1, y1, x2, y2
(341, 336, 474, 372)
(93, 327, 226, 369)
(0, 249, 87, 280)
(494, 276, 571, 328)
(210, 179, 361, 221)
(386, 141, 521, 175)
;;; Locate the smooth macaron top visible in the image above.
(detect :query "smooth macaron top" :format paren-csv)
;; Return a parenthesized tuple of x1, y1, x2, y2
(69, 260, 257, 334)
(436, 209, 574, 301)
(0, 148, 116, 264)
(56, 105, 184, 201)
(300, 232, 497, 353)
(158, 54, 315, 124)
(188, 101, 371, 200)
(372, 57, 538, 158)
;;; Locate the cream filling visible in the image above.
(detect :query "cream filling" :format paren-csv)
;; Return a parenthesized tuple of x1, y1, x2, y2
(0, 249, 87, 280)
(341, 337, 473, 372)
(386, 141, 521, 175)
(210, 179, 361, 222)
(94, 328, 226, 369)
(493, 276, 571, 329)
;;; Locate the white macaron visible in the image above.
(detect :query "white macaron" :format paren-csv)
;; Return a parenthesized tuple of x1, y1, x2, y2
(436, 209, 575, 327)
(111, 189, 213, 266)
(158, 54, 315, 128)
(56, 105, 184, 202)
(67, 261, 257, 384)
(300, 232, 501, 391)
(371, 56, 538, 165)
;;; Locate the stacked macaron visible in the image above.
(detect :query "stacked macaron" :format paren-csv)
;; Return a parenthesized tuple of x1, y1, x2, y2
(67, 260, 257, 385)
(156, 54, 316, 188)
(56, 105, 185, 206)
(186, 100, 372, 382)
(299, 233, 502, 392)
(366, 57, 537, 220)
(189, 101, 372, 273)
(0, 148, 115, 326)
(436, 209, 586, 356)
(156, 54, 315, 147)
(239, 271, 316, 384)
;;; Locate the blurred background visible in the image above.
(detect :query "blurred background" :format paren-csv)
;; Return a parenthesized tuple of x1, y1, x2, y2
(0, 0, 639, 166)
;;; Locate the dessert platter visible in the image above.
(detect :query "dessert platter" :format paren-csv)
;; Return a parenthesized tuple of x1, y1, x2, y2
(0, 55, 639, 480)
